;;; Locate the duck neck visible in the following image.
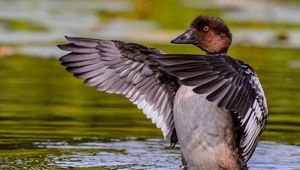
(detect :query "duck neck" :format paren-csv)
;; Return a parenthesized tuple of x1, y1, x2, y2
(205, 51, 227, 56)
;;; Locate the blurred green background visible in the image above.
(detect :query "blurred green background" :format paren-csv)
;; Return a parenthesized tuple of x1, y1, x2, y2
(1, 0, 300, 169)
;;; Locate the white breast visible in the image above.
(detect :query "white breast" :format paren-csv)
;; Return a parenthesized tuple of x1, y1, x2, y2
(174, 86, 240, 170)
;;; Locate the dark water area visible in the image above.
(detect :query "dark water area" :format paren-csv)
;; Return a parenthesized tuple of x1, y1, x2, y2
(1, 0, 300, 169)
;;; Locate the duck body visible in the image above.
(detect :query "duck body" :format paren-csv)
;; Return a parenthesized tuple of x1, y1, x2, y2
(174, 86, 240, 170)
(58, 16, 268, 170)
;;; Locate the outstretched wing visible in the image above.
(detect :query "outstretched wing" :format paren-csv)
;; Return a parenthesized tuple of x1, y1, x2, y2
(153, 54, 268, 164)
(58, 37, 179, 139)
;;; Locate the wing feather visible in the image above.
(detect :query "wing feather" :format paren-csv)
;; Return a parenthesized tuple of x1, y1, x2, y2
(58, 37, 179, 139)
(152, 54, 268, 165)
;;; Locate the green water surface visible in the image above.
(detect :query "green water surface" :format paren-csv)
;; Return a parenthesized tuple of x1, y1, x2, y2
(1, 45, 300, 169)
(1, 45, 300, 144)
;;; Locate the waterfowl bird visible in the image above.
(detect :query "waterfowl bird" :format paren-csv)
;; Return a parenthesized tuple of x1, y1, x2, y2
(58, 16, 268, 170)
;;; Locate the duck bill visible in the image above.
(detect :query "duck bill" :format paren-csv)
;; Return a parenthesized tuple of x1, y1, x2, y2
(171, 29, 198, 44)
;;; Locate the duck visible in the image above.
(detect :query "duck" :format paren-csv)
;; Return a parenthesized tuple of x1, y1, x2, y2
(58, 16, 268, 170)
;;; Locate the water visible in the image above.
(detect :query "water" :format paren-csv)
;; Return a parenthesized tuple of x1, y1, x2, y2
(1, 0, 300, 169)
(1, 137, 299, 169)
(28, 141, 300, 170)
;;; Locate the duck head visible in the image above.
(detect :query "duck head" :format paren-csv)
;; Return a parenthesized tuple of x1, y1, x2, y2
(171, 16, 232, 54)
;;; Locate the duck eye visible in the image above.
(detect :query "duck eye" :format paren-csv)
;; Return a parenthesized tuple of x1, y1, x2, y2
(203, 26, 209, 32)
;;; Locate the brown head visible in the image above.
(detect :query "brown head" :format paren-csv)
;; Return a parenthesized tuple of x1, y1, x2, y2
(171, 16, 232, 54)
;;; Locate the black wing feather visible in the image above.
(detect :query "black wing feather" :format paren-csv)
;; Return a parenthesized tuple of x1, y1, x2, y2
(58, 36, 179, 140)
(152, 54, 268, 165)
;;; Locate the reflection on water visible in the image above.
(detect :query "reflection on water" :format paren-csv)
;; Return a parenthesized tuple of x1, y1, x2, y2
(41, 140, 300, 170)
(1, 138, 299, 170)
(1, 0, 300, 169)
(44, 139, 180, 169)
